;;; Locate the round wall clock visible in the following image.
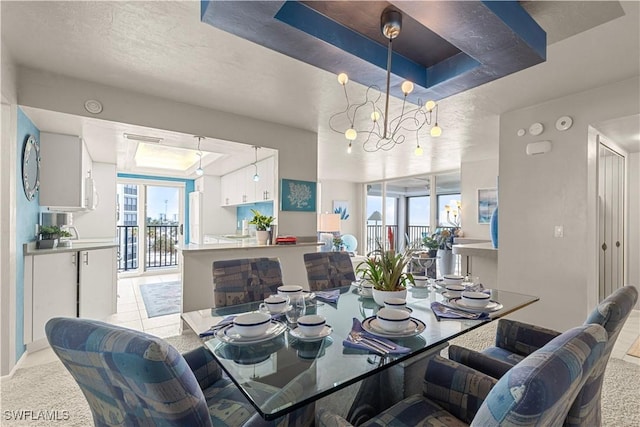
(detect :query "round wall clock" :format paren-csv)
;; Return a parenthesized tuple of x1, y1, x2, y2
(22, 135, 41, 201)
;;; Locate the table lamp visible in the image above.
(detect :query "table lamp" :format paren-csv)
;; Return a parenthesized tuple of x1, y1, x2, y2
(318, 213, 341, 252)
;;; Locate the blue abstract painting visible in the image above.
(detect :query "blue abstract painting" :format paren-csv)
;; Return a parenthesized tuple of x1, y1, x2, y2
(281, 179, 316, 212)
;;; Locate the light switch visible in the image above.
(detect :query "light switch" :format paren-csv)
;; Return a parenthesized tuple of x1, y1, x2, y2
(554, 226, 564, 238)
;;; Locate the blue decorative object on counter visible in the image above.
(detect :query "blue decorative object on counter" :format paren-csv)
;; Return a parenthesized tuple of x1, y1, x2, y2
(490, 206, 498, 248)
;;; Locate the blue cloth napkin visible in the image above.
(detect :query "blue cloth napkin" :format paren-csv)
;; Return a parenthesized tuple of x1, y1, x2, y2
(342, 318, 411, 354)
(430, 302, 489, 321)
(199, 315, 236, 337)
(314, 289, 340, 303)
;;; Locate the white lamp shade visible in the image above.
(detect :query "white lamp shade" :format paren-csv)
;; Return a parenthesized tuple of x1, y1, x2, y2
(318, 213, 341, 233)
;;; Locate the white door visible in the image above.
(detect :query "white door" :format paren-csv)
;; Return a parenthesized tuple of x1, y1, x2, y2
(598, 137, 625, 301)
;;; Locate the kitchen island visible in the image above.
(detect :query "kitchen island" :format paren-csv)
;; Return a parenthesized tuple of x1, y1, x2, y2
(452, 241, 498, 288)
(179, 241, 324, 312)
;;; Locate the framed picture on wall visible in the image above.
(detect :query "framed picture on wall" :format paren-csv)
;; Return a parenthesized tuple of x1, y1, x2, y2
(333, 200, 350, 220)
(281, 179, 317, 212)
(478, 188, 497, 223)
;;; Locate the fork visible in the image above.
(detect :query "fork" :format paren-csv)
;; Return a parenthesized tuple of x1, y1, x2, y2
(348, 332, 389, 355)
(350, 331, 396, 351)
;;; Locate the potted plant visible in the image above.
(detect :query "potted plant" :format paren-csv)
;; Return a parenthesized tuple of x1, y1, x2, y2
(356, 240, 417, 306)
(433, 228, 457, 275)
(249, 209, 275, 245)
(332, 236, 344, 252)
(37, 225, 68, 249)
(422, 235, 440, 258)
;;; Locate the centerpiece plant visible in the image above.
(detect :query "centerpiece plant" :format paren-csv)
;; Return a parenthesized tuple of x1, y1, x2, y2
(249, 209, 275, 231)
(357, 240, 418, 305)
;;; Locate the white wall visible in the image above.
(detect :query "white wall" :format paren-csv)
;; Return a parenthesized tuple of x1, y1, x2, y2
(499, 76, 640, 331)
(319, 180, 364, 253)
(16, 67, 318, 238)
(73, 162, 117, 239)
(460, 158, 498, 239)
(629, 152, 639, 305)
(1, 44, 18, 375)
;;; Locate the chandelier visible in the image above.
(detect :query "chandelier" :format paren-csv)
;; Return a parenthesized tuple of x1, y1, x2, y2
(329, 7, 442, 156)
(194, 136, 205, 176)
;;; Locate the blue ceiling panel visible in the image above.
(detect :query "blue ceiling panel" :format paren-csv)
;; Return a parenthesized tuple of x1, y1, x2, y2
(201, 1, 546, 102)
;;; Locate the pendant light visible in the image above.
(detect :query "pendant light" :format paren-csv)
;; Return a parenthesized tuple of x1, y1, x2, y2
(252, 146, 260, 182)
(194, 136, 205, 176)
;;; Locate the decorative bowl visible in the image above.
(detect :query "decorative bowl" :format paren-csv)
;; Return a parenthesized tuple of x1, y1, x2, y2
(376, 308, 410, 332)
(232, 312, 271, 337)
(461, 291, 491, 308)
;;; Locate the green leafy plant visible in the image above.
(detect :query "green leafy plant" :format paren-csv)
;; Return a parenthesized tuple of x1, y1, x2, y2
(332, 236, 344, 251)
(249, 209, 275, 231)
(422, 235, 440, 250)
(356, 240, 417, 291)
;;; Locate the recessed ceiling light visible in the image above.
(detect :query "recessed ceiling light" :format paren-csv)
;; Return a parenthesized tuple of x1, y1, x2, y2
(123, 133, 164, 143)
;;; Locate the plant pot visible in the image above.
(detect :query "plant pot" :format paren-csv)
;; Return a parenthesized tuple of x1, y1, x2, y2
(372, 288, 407, 307)
(256, 230, 270, 245)
(37, 238, 59, 249)
(437, 249, 456, 276)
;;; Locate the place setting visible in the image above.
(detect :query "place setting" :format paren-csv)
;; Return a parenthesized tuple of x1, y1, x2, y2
(343, 316, 414, 356)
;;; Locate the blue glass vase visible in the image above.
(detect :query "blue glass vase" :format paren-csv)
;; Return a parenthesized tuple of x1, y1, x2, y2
(490, 206, 498, 248)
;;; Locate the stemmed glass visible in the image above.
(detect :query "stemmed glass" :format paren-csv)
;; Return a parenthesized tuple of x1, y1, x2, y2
(285, 295, 306, 325)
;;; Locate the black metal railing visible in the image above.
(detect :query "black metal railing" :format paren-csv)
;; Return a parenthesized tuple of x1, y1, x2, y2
(146, 225, 179, 269)
(407, 225, 431, 245)
(365, 225, 398, 254)
(117, 225, 139, 271)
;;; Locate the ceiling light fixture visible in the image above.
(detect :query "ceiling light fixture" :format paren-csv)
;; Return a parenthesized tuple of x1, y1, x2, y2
(329, 7, 442, 155)
(194, 136, 205, 176)
(123, 133, 164, 143)
(252, 146, 260, 182)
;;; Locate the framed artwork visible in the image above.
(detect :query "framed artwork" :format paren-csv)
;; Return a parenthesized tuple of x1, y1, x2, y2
(281, 179, 316, 212)
(477, 188, 497, 224)
(333, 200, 350, 220)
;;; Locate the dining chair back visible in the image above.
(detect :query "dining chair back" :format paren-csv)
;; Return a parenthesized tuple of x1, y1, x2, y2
(213, 257, 283, 307)
(448, 284, 638, 427)
(304, 252, 356, 291)
(317, 323, 607, 427)
(46, 317, 314, 427)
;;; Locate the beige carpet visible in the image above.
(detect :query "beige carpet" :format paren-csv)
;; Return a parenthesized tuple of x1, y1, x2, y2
(1, 324, 638, 426)
(627, 337, 640, 358)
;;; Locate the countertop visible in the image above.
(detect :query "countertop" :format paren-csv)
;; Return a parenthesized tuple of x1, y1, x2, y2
(179, 241, 324, 252)
(452, 242, 498, 259)
(24, 240, 117, 256)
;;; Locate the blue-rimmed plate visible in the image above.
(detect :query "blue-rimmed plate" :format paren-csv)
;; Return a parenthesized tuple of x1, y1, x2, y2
(362, 316, 425, 338)
(216, 320, 287, 345)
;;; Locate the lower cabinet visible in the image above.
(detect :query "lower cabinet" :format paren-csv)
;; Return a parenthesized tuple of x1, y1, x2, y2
(25, 247, 117, 348)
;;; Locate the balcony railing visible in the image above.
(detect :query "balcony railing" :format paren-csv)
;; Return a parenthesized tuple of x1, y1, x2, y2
(117, 224, 179, 271)
(407, 225, 431, 245)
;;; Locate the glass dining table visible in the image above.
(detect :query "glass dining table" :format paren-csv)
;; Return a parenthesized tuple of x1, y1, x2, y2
(181, 284, 538, 422)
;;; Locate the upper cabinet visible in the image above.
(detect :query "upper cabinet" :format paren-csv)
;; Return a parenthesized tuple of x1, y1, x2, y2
(220, 157, 276, 206)
(39, 132, 94, 210)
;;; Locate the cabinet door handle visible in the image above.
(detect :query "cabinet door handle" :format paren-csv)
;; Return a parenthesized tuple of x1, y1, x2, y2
(84, 252, 89, 265)
(71, 254, 76, 265)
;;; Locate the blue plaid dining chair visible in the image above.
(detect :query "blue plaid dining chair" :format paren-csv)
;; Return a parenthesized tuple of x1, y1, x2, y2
(317, 323, 607, 427)
(304, 252, 356, 291)
(46, 317, 314, 427)
(213, 257, 284, 307)
(447, 284, 638, 427)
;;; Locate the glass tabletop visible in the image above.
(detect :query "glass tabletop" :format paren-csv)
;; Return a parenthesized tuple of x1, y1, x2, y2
(190, 285, 538, 420)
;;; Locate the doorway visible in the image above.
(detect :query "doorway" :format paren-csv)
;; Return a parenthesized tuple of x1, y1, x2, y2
(116, 180, 185, 275)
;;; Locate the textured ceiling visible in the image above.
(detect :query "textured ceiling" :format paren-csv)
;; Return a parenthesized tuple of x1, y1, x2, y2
(1, 1, 638, 183)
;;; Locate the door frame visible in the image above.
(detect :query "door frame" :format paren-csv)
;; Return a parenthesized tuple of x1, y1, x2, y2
(117, 177, 185, 277)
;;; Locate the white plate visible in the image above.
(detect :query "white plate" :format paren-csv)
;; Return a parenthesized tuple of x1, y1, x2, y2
(362, 316, 425, 338)
(447, 298, 503, 313)
(289, 325, 333, 342)
(442, 291, 461, 300)
(216, 320, 287, 345)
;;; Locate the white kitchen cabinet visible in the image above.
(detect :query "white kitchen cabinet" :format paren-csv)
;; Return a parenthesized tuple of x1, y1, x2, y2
(39, 132, 93, 210)
(78, 248, 117, 320)
(31, 252, 78, 343)
(255, 157, 275, 202)
(220, 157, 277, 206)
(25, 246, 117, 349)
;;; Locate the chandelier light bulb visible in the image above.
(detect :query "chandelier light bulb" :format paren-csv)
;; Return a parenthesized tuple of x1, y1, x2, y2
(430, 124, 442, 137)
(253, 173, 260, 182)
(415, 145, 423, 156)
(337, 73, 349, 85)
(371, 111, 381, 122)
(195, 167, 204, 176)
(401, 81, 414, 95)
(425, 100, 436, 112)
(347, 142, 352, 154)
(345, 128, 357, 141)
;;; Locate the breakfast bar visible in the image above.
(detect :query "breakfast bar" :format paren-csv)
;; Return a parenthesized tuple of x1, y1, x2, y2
(179, 241, 324, 312)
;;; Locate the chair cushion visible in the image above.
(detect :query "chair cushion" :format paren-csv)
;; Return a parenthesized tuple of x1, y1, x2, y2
(213, 258, 283, 307)
(362, 394, 468, 427)
(304, 252, 356, 291)
(482, 345, 526, 365)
